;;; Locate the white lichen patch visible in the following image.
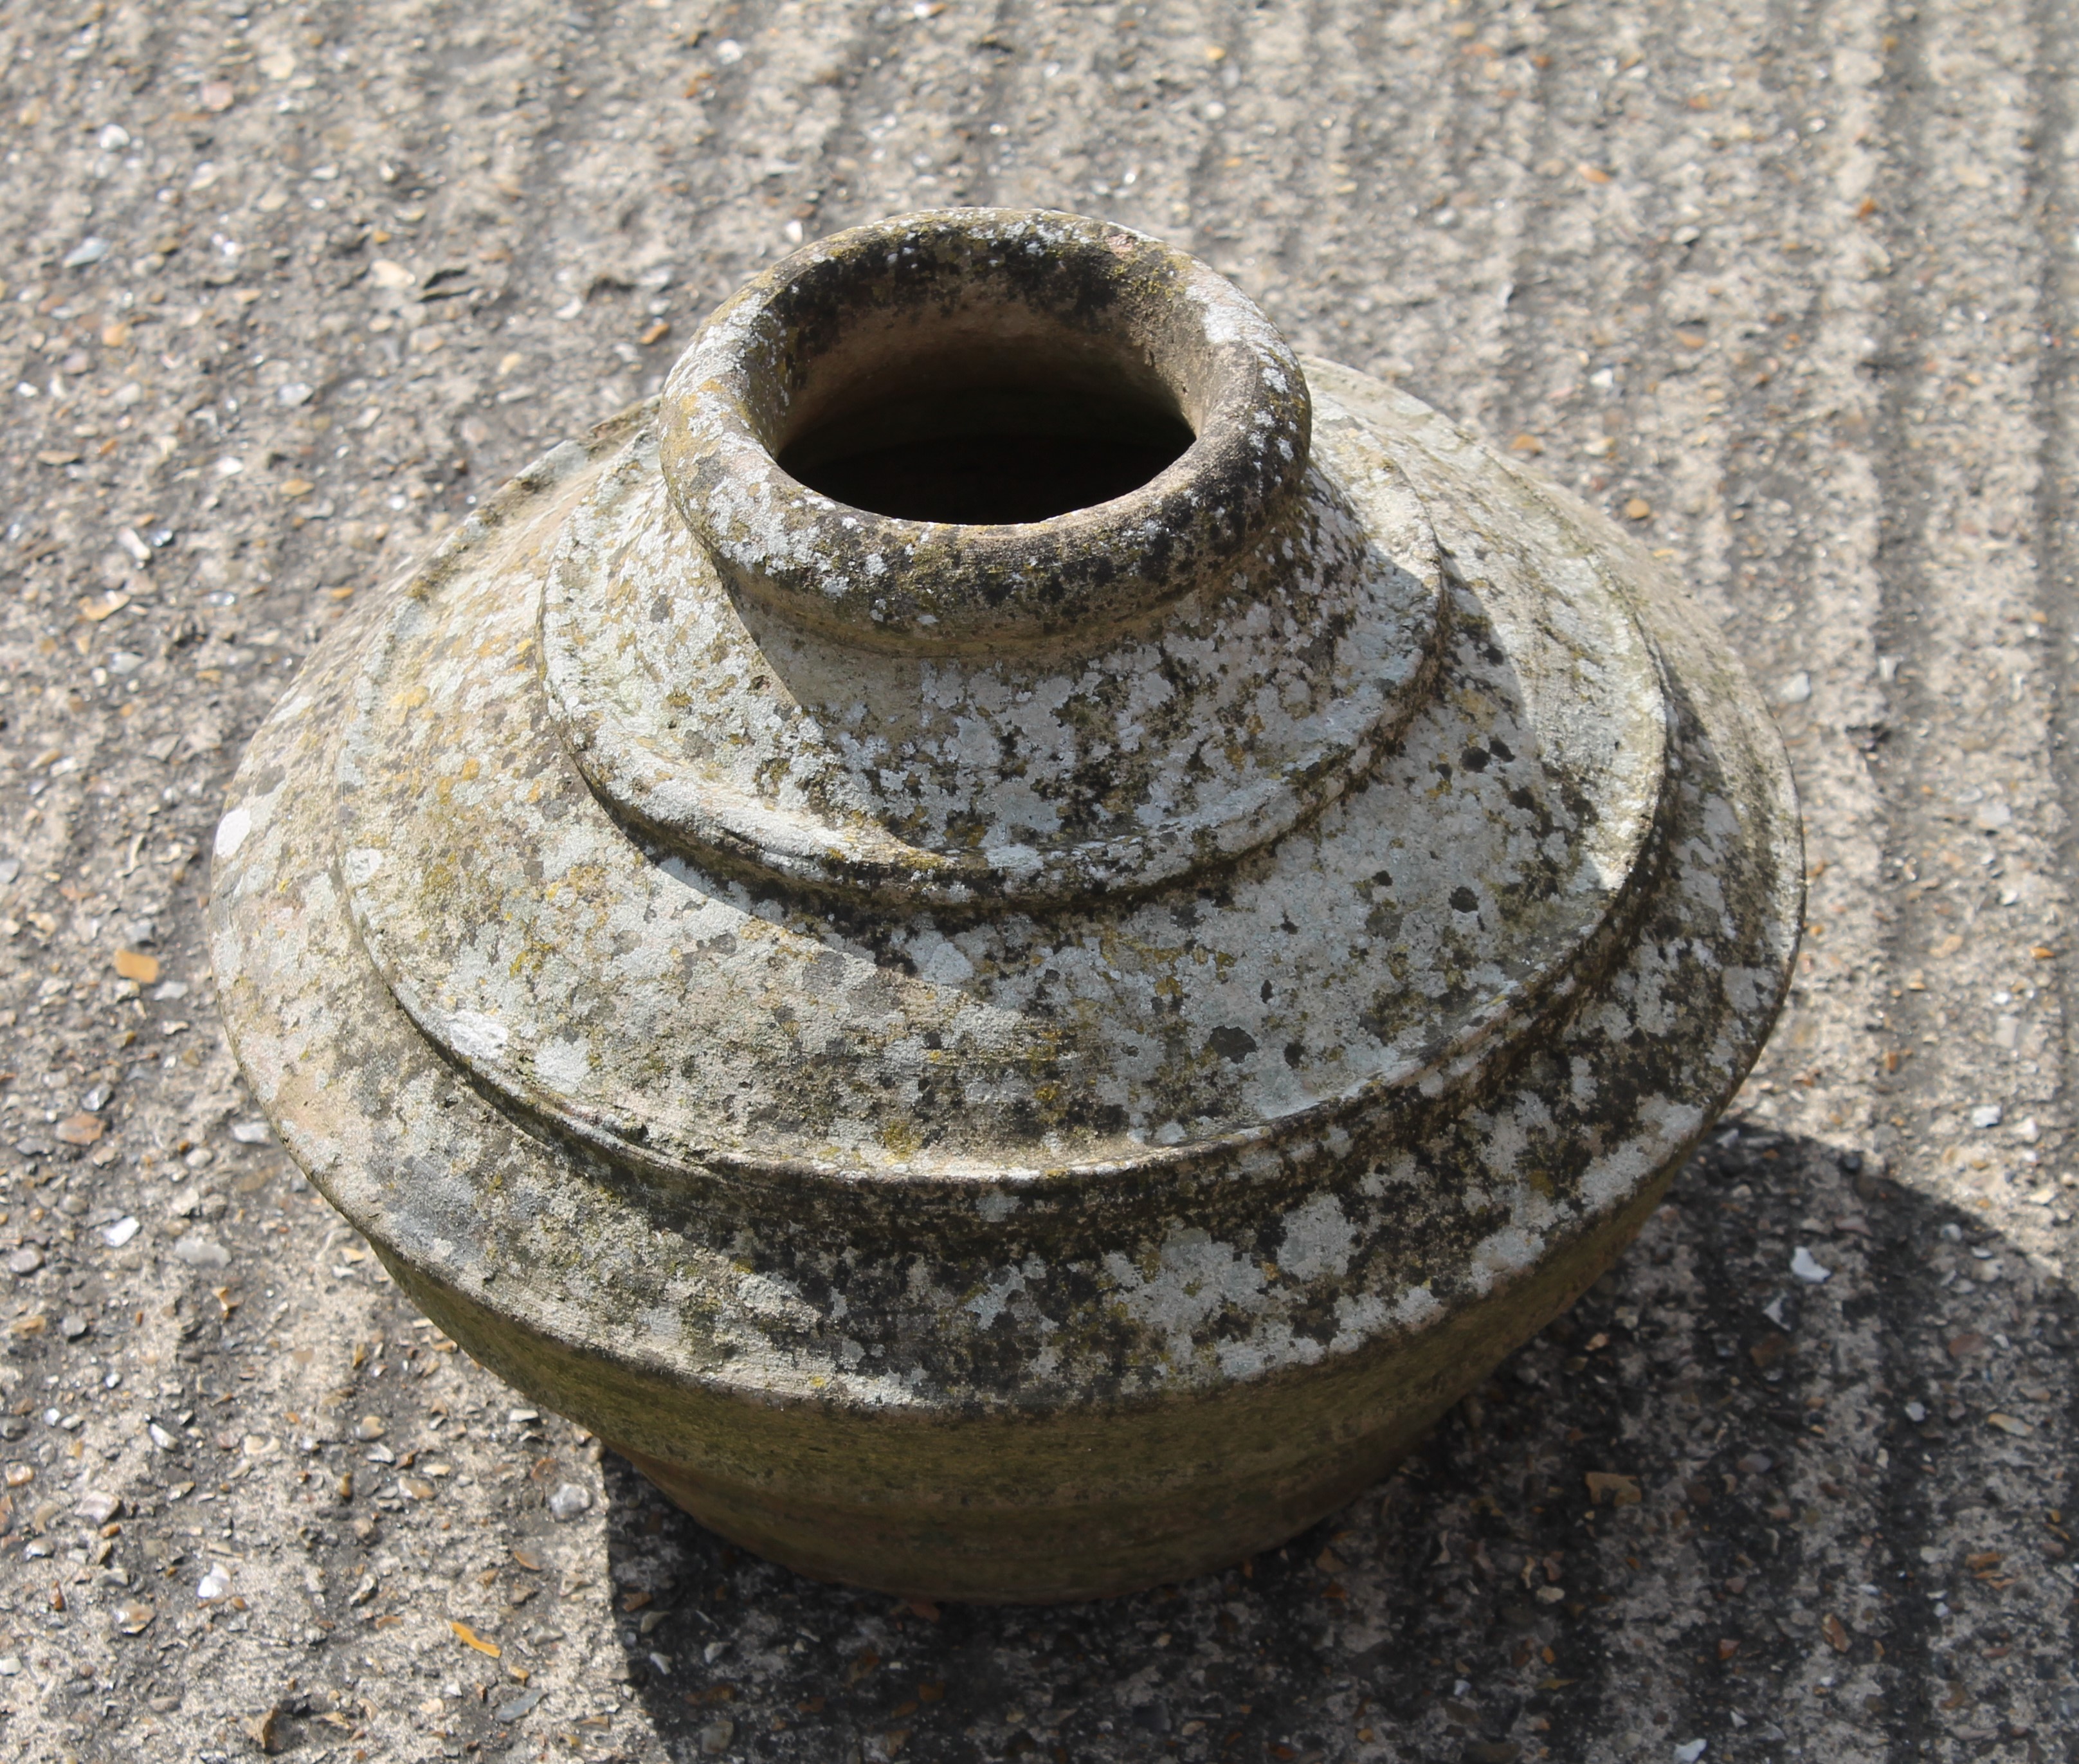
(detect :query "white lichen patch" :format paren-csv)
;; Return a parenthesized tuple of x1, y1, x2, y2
(1105, 1227, 1264, 1337)
(214, 805, 253, 858)
(1274, 1195, 1357, 1282)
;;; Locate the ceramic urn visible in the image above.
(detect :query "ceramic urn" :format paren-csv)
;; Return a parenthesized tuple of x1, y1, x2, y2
(210, 209, 1801, 1603)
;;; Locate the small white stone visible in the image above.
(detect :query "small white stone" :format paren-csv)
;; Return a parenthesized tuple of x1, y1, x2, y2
(1970, 1103, 2003, 1129)
(1775, 671, 1811, 705)
(76, 1491, 121, 1525)
(1790, 1246, 1831, 1284)
(547, 1482, 592, 1521)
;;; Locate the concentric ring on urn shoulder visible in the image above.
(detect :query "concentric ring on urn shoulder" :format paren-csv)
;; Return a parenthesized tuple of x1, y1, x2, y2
(658, 208, 1311, 651)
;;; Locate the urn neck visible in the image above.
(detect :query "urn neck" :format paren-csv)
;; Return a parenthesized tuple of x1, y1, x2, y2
(658, 209, 1312, 654)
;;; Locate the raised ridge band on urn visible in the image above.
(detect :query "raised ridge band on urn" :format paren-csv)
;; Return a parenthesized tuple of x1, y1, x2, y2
(210, 208, 1801, 1603)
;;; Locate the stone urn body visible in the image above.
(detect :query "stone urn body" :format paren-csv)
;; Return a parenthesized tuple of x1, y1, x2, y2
(211, 210, 1799, 1603)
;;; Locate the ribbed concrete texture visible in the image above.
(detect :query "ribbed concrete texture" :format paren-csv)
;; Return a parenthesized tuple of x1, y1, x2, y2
(0, 3, 2073, 1760)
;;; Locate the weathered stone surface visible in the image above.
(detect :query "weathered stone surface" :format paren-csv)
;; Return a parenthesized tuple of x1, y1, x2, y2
(3, 0, 2076, 1755)
(210, 214, 1798, 1601)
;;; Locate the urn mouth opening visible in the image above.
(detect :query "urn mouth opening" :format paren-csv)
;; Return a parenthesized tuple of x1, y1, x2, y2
(772, 327, 1196, 526)
(660, 209, 1311, 651)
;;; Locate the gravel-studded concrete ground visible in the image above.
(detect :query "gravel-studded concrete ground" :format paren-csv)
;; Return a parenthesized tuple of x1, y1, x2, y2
(1, 1, 2076, 1760)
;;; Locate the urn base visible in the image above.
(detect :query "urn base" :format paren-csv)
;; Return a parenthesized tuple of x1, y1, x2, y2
(385, 1174, 1669, 1603)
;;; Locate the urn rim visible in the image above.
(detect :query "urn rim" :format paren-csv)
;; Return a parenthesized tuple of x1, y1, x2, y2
(658, 208, 1312, 651)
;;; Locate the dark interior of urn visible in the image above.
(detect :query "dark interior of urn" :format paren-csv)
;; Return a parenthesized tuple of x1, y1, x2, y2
(774, 313, 1195, 527)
